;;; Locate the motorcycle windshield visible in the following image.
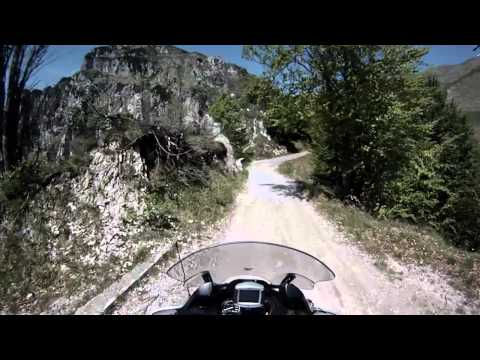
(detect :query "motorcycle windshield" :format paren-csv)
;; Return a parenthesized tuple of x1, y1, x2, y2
(167, 241, 335, 290)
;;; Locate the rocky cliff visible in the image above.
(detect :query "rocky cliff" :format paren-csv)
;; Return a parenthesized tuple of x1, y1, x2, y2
(427, 56, 480, 113)
(21, 45, 260, 165)
(426, 57, 480, 140)
(0, 45, 286, 314)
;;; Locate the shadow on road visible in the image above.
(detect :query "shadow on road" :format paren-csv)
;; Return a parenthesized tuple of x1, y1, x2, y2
(260, 181, 308, 200)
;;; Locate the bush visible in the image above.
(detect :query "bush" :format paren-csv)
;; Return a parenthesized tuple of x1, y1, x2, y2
(0, 158, 60, 220)
(208, 93, 253, 162)
(247, 46, 480, 250)
(144, 168, 247, 229)
(381, 78, 480, 251)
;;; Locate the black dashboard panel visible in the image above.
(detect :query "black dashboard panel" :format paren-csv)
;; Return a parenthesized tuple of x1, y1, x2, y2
(175, 278, 312, 315)
(238, 289, 261, 303)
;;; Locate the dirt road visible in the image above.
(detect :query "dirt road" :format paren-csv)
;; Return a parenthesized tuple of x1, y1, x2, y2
(112, 152, 476, 314)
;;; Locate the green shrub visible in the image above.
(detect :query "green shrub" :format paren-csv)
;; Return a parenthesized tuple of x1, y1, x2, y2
(278, 153, 480, 299)
(208, 94, 253, 163)
(144, 168, 247, 229)
(0, 158, 58, 220)
(246, 45, 480, 250)
(381, 78, 480, 250)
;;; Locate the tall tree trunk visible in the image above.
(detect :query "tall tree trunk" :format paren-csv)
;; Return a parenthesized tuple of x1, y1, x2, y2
(0, 74, 4, 172)
(19, 91, 33, 161)
(4, 45, 24, 170)
(0, 45, 13, 172)
(3, 45, 48, 170)
(5, 94, 21, 170)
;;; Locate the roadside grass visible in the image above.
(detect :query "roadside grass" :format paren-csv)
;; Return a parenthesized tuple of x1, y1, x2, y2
(104, 169, 249, 315)
(145, 168, 248, 235)
(175, 169, 248, 229)
(465, 111, 480, 142)
(278, 154, 480, 301)
(76, 168, 248, 313)
(99, 168, 249, 314)
(133, 246, 150, 265)
(278, 153, 313, 181)
(0, 161, 248, 314)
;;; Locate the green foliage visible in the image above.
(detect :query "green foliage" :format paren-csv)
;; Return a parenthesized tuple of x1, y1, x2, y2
(313, 46, 429, 210)
(278, 154, 480, 300)
(381, 78, 480, 250)
(379, 146, 449, 224)
(0, 158, 60, 220)
(278, 153, 313, 183)
(247, 45, 430, 208)
(245, 77, 313, 151)
(465, 111, 480, 141)
(144, 168, 248, 230)
(209, 93, 254, 162)
(0, 158, 68, 311)
(144, 162, 211, 229)
(246, 45, 480, 250)
(135, 122, 248, 228)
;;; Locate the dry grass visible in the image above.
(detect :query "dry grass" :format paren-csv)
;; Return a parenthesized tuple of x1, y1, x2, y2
(278, 154, 480, 301)
(145, 168, 248, 234)
(176, 169, 248, 229)
(278, 153, 313, 181)
(0, 164, 248, 314)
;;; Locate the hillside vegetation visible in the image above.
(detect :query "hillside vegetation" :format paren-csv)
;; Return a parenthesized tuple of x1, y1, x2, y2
(0, 45, 260, 314)
(427, 57, 480, 142)
(426, 57, 480, 112)
(465, 111, 480, 141)
(278, 154, 480, 302)
(245, 45, 480, 251)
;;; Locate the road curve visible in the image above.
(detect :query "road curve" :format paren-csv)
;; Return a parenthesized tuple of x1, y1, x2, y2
(113, 152, 475, 315)
(216, 152, 474, 314)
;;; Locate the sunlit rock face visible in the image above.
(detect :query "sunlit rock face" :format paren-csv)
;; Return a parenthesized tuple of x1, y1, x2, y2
(0, 45, 290, 314)
(21, 46, 249, 162)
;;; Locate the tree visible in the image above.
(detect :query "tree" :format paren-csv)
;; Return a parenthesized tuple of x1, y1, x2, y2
(244, 45, 429, 210)
(245, 76, 313, 151)
(381, 75, 480, 250)
(245, 45, 480, 250)
(1, 45, 49, 172)
(421, 76, 480, 249)
(209, 93, 252, 161)
(0, 45, 13, 171)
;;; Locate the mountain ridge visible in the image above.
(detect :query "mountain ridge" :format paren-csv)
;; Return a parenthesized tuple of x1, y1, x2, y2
(17, 45, 271, 165)
(426, 56, 480, 140)
(426, 56, 480, 113)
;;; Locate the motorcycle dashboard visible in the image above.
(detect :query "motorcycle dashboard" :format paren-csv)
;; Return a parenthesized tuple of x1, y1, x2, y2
(184, 271, 316, 290)
(238, 289, 261, 303)
(168, 241, 335, 290)
(235, 281, 264, 308)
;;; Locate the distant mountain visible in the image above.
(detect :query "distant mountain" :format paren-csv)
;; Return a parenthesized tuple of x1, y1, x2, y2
(427, 57, 480, 140)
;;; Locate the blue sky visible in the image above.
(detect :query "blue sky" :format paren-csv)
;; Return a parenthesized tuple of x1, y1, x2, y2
(422, 45, 479, 68)
(31, 45, 479, 89)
